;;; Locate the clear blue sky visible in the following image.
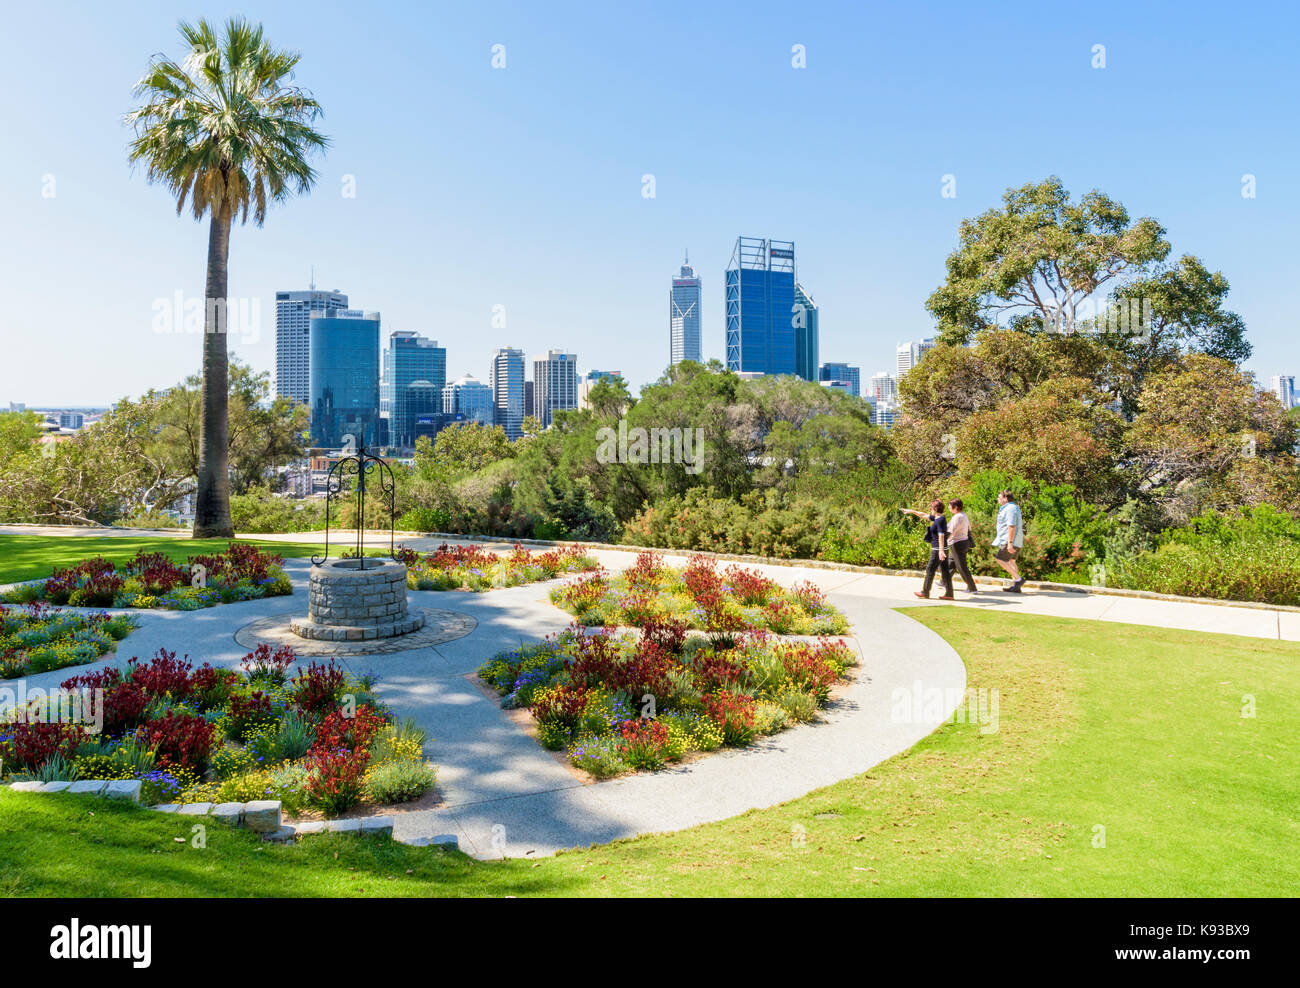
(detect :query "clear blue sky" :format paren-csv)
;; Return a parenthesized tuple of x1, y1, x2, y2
(2, 0, 1296, 406)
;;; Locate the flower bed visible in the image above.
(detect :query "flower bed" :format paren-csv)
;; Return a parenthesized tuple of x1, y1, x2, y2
(0, 603, 138, 679)
(397, 542, 600, 592)
(550, 551, 849, 635)
(0, 644, 435, 816)
(1, 544, 293, 611)
(477, 618, 857, 778)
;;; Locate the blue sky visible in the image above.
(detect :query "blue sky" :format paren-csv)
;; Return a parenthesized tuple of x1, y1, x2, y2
(1, 0, 1296, 406)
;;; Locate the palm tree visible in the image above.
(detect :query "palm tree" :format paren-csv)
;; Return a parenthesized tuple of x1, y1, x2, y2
(127, 18, 328, 537)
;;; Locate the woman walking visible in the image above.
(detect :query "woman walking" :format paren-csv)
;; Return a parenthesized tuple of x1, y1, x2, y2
(902, 500, 954, 600)
(947, 498, 978, 594)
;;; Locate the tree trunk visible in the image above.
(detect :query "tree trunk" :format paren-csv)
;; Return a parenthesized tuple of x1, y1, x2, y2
(192, 205, 234, 538)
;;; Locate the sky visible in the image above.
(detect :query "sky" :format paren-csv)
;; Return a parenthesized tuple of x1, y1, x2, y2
(1, 0, 1297, 407)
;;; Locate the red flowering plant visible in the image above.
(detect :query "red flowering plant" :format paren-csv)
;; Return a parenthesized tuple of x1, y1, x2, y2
(777, 641, 843, 702)
(682, 555, 723, 602)
(190, 664, 238, 711)
(127, 648, 194, 700)
(551, 569, 609, 615)
(137, 711, 215, 774)
(123, 552, 188, 596)
(624, 550, 667, 591)
(641, 615, 689, 656)
(303, 745, 368, 815)
(239, 643, 296, 685)
(531, 684, 590, 729)
(790, 579, 828, 613)
(62, 667, 150, 735)
(692, 651, 748, 692)
(704, 690, 758, 745)
(291, 660, 347, 715)
(3, 721, 85, 771)
(724, 565, 778, 606)
(616, 718, 674, 770)
(314, 703, 386, 753)
(226, 691, 276, 740)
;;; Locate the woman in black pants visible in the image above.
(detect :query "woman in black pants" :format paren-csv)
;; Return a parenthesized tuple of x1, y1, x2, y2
(947, 497, 978, 593)
(902, 500, 954, 600)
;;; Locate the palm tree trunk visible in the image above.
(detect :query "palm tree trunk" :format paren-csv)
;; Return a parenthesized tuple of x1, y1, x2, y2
(192, 205, 234, 538)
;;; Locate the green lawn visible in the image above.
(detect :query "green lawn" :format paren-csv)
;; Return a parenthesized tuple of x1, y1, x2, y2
(2, 608, 1296, 897)
(0, 534, 335, 584)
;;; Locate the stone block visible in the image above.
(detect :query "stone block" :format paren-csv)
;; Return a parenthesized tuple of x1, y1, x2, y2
(243, 800, 282, 832)
(360, 815, 394, 835)
(152, 803, 181, 813)
(104, 780, 142, 802)
(294, 820, 327, 835)
(210, 802, 244, 826)
(326, 818, 361, 833)
(178, 802, 213, 815)
(68, 780, 108, 796)
(10, 781, 44, 793)
(41, 781, 73, 793)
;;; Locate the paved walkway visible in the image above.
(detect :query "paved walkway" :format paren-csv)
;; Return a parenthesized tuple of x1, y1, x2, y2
(5, 527, 1298, 858)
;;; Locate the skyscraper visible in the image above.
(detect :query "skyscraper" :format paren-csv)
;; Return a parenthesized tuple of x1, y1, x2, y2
(442, 374, 494, 425)
(309, 310, 380, 449)
(896, 338, 936, 379)
(869, 371, 898, 404)
(1271, 374, 1297, 409)
(725, 237, 799, 378)
(532, 350, 579, 427)
(382, 331, 446, 450)
(579, 370, 623, 409)
(793, 283, 820, 382)
(819, 362, 861, 397)
(489, 347, 526, 439)
(670, 253, 702, 366)
(276, 288, 349, 403)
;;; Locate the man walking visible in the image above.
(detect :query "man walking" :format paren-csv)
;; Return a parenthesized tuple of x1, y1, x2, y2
(993, 490, 1025, 593)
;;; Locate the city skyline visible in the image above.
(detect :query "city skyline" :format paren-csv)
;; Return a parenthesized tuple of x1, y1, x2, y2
(4, 2, 1296, 408)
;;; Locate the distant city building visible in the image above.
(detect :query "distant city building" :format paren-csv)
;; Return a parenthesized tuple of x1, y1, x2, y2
(1271, 374, 1297, 409)
(872, 403, 900, 429)
(819, 362, 860, 398)
(670, 253, 702, 366)
(725, 237, 800, 378)
(820, 380, 852, 396)
(489, 347, 526, 439)
(442, 374, 494, 426)
(309, 309, 380, 449)
(9, 402, 25, 412)
(524, 381, 535, 424)
(896, 338, 935, 379)
(413, 410, 468, 444)
(382, 331, 446, 450)
(578, 370, 623, 410)
(276, 287, 349, 404)
(792, 283, 819, 382)
(869, 371, 898, 404)
(532, 350, 579, 427)
(57, 411, 84, 430)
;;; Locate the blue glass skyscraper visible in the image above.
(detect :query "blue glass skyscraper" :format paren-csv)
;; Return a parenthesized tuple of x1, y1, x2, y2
(725, 237, 801, 378)
(383, 331, 447, 450)
(309, 310, 381, 449)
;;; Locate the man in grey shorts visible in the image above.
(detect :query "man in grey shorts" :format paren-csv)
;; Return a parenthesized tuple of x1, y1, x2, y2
(993, 490, 1025, 593)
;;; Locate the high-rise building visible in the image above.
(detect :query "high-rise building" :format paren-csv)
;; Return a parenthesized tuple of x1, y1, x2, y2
(1271, 374, 1297, 409)
(489, 347, 526, 439)
(578, 370, 623, 410)
(309, 310, 380, 449)
(896, 338, 936, 379)
(382, 331, 446, 450)
(792, 283, 820, 382)
(869, 371, 898, 404)
(725, 237, 798, 378)
(670, 254, 702, 366)
(442, 374, 494, 426)
(524, 381, 535, 423)
(818, 362, 860, 398)
(276, 288, 349, 403)
(532, 350, 579, 427)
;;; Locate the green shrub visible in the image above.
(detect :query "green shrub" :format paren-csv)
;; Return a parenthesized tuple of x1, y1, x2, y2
(775, 686, 821, 723)
(396, 506, 451, 533)
(363, 759, 436, 803)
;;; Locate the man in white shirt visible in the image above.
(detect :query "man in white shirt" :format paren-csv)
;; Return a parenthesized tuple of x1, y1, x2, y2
(993, 490, 1025, 593)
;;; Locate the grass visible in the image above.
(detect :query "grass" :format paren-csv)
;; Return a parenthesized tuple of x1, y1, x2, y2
(0, 535, 346, 585)
(2, 607, 1296, 897)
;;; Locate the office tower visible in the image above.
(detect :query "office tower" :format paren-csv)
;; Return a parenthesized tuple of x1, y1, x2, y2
(489, 347, 526, 439)
(869, 371, 898, 404)
(578, 370, 623, 409)
(442, 374, 494, 426)
(1271, 374, 1297, 409)
(792, 283, 820, 382)
(819, 362, 861, 398)
(382, 331, 447, 450)
(57, 411, 85, 430)
(873, 403, 900, 429)
(725, 237, 798, 377)
(532, 350, 579, 427)
(670, 253, 702, 366)
(275, 288, 349, 403)
(524, 381, 535, 422)
(309, 310, 381, 449)
(896, 338, 936, 379)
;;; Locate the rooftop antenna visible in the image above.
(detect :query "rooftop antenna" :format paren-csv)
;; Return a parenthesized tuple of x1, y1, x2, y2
(310, 265, 315, 291)
(685, 248, 689, 265)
